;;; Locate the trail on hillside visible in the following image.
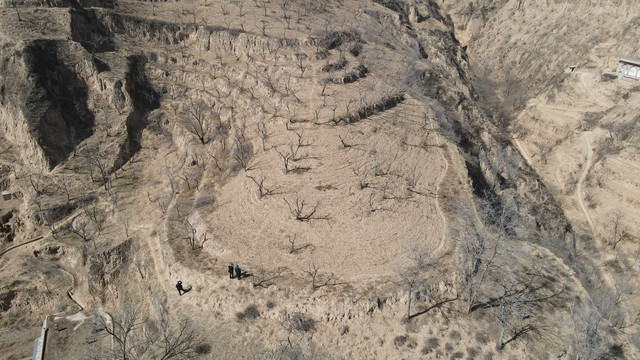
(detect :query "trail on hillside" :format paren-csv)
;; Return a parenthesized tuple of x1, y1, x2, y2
(579, 72, 609, 109)
(513, 138, 533, 166)
(575, 132, 595, 233)
(432, 115, 450, 255)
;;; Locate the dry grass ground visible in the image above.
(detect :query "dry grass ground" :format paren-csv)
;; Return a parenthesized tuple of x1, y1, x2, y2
(0, 0, 632, 359)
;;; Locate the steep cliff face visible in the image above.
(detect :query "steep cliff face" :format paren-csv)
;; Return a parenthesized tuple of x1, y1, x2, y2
(440, 0, 640, 353)
(440, 0, 640, 113)
(0, 40, 97, 169)
(440, 0, 640, 257)
(0, 9, 163, 171)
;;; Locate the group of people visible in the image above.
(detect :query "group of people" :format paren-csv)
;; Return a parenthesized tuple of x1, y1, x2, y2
(228, 263, 242, 279)
(175, 263, 243, 296)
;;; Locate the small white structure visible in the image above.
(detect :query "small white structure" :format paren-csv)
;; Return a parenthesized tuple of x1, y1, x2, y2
(617, 56, 640, 80)
(1, 191, 10, 201)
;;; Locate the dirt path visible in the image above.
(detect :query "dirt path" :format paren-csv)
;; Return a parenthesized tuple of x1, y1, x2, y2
(513, 138, 533, 166)
(575, 133, 595, 232)
(432, 117, 449, 255)
(579, 72, 608, 108)
(0, 235, 43, 258)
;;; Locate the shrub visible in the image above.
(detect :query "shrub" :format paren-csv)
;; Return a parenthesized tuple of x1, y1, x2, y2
(290, 312, 315, 333)
(450, 330, 462, 341)
(475, 332, 489, 345)
(422, 337, 440, 354)
(467, 346, 481, 359)
(394, 335, 408, 347)
(195, 343, 211, 355)
(236, 304, 260, 322)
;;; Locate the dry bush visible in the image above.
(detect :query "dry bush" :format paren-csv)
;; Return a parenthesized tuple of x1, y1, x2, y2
(289, 312, 315, 333)
(236, 304, 260, 322)
(194, 343, 212, 355)
(475, 332, 489, 345)
(422, 337, 439, 354)
(467, 346, 481, 358)
(394, 335, 408, 347)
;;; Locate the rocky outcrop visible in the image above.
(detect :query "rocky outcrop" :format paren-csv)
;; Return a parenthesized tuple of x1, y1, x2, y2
(0, 40, 97, 170)
(88, 238, 133, 302)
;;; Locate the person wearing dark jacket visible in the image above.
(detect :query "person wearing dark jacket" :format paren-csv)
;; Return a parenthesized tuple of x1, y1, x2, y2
(176, 281, 184, 296)
(228, 263, 235, 279)
(235, 264, 242, 280)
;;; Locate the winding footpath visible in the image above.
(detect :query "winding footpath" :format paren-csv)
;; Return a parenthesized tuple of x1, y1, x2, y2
(575, 133, 595, 232)
(431, 113, 450, 255)
(513, 138, 533, 166)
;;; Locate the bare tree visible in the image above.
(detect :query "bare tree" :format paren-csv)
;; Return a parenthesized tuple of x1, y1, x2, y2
(246, 172, 278, 198)
(491, 281, 538, 350)
(287, 233, 312, 254)
(27, 171, 44, 196)
(256, 119, 269, 151)
(182, 102, 219, 145)
(288, 233, 297, 254)
(205, 147, 225, 172)
(395, 242, 434, 319)
(373, 150, 393, 176)
(338, 135, 354, 149)
(157, 318, 204, 360)
(313, 106, 324, 125)
(177, 169, 192, 190)
(232, 0, 245, 16)
(213, 118, 231, 151)
(43, 211, 59, 239)
(85, 31, 112, 54)
(600, 271, 639, 331)
(183, 219, 206, 250)
(353, 164, 370, 189)
(93, 306, 150, 360)
(303, 260, 337, 290)
(454, 196, 511, 314)
(283, 194, 320, 221)
(219, 3, 229, 15)
(607, 210, 624, 249)
(157, 195, 172, 217)
(296, 53, 309, 77)
(232, 139, 253, 171)
(8, 0, 23, 21)
(406, 163, 421, 190)
(55, 176, 73, 201)
(285, 104, 299, 131)
(89, 304, 206, 360)
(276, 145, 306, 173)
(69, 214, 94, 243)
(304, 261, 322, 290)
(294, 131, 311, 148)
(570, 300, 608, 360)
(82, 145, 111, 190)
(83, 202, 106, 234)
(249, 260, 286, 289)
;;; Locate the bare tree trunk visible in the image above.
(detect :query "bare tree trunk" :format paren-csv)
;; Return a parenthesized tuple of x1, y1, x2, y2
(407, 284, 412, 319)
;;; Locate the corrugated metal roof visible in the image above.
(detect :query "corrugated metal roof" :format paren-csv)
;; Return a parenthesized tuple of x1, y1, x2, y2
(620, 56, 640, 66)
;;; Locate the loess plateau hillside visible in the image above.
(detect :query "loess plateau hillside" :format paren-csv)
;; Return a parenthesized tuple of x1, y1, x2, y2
(0, 0, 639, 359)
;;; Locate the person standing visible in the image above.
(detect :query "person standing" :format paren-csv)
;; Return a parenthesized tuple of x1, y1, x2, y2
(235, 264, 242, 280)
(176, 281, 184, 296)
(228, 263, 235, 279)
